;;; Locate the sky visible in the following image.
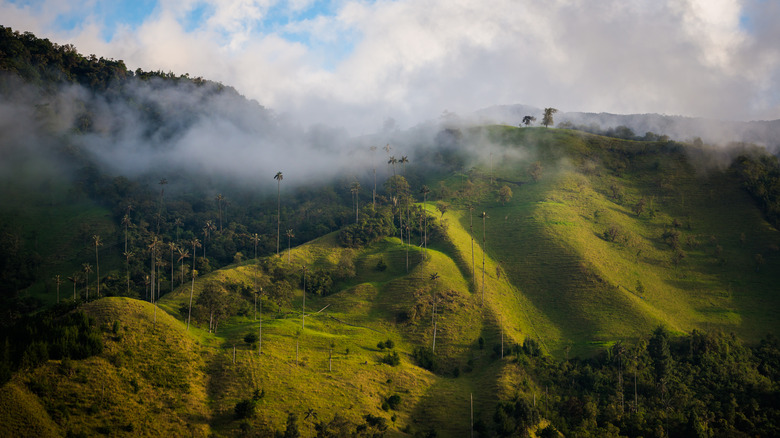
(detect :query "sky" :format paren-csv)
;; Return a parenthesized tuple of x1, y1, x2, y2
(2, 0, 780, 133)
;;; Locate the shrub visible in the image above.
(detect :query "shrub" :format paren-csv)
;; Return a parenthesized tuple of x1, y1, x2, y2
(386, 394, 402, 410)
(412, 347, 435, 371)
(243, 332, 258, 345)
(234, 399, 256, 419)
(381, 351, 400, 366)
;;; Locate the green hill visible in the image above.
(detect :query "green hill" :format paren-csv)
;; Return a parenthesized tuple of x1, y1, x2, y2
(2, 125, 780, 436)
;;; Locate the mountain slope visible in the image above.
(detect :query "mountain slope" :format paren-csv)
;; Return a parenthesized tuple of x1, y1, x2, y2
(441, 126, 780, 355)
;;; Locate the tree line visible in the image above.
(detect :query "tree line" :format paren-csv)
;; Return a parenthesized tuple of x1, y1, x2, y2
(480, 328, 779, 438)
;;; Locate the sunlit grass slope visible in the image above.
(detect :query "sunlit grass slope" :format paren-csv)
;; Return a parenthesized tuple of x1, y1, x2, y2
(0, 297, 211, 437)
(446, 126, 780, 356)
(153, 229, 519, 436)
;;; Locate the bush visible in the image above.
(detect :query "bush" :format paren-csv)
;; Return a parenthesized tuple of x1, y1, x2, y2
(375, 258, 387, 272)
(234, 398, 256, 419)
(386, 394, 402, 410)
(412, 347, 435, 371)
(384, 339, 395, 349)
(244, 332, 258, 345)
(381, 351, 400, 367)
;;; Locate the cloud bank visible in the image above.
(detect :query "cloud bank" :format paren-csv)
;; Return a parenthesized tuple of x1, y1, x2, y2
(1, 0, 779, 134)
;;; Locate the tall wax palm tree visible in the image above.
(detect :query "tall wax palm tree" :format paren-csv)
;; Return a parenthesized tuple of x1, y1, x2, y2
(202, 220, 215, 258)
(144, 275, 150, 301)
(400, 155, 409, 176)
(187, 237, 201, 330)
(420, 185, 431, 255)
(93, 235, 102, 297)
(350, 181, 361, 223)
(215, 194, 225, 232)
(480, 211, 488, 306)
(383, 144, 392, 174)
(67, 273, 77, 300)
(149, 236, 159, 304)
(168, 241, 177, 292)
(370, 146, 377, 209)
(467, 204, 475, 277)
(430, 272, 440, 352)
(251, 233, 260, 260)
(123, 250, 133, 295)
(388, 156, 398, 176)
(286, 229, 295, 263)
(405, 224, 411, 272)
(82, 263, 92, 300)
(274, 171, 283, 255)
(301, 265, 307, 329)
(156, 255, 164, 302)
(121, 214, 131, 253)
(177, 247, 189, 285)
(53, 275, 61, 303)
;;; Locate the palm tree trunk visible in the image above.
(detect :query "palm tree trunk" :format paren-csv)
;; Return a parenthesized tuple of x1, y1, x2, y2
(259, 298, 262, 355)
(276, 181, 281, 255)
(301, 271, 306, 329)
(470, 210, 475, 277)
(187, 242, 196, 330)
(95, 244, 100, 298)
(150, 247, 155, 304)
(482, 214, 486, 306)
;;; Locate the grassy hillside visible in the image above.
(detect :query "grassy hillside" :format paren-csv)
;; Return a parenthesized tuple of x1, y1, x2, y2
(0, 297, 211, 437)
(440, 126, 780, 355)
(2, 126, 779, 437)
(157, 231, 505, 436)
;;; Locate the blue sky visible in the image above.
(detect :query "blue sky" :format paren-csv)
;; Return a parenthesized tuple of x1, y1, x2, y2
(2, 0, 779, 131)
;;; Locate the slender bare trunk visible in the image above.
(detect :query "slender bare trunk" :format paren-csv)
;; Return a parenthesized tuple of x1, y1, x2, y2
(276, 181, 281, 255)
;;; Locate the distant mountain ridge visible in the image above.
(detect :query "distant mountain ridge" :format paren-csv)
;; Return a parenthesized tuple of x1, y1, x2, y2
(476, 104, 780, 150)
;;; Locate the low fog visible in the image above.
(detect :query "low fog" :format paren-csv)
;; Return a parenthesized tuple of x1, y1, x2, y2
(0, 72, 526, 194)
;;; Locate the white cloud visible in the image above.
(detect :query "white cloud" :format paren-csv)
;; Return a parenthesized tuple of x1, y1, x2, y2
(2, 0, 779, 131)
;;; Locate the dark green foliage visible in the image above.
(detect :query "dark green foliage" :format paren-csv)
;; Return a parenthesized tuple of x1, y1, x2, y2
(602, 225, 622, 243)
(493, 397, 539, 437)
(381, 351, 400, 367)
(283, 412, 300, 438)
(499, 329, 780, 437)
(375, 258, 388, 272)
(522, 338, 541, 357)
(338, 209, 395, 248)
(0, 308, 102, 383)
(305, 268, 333, 296)
(377, 339, 394, 350)
(360, 414, 388, 434)
(234, 398, 256, 420)
(0, 221, 41, 303)
(385, 394, 401, 410)
(243, 332, 258, 345)
(732, 149, 780, 229)
(412, 347, 436, 371)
